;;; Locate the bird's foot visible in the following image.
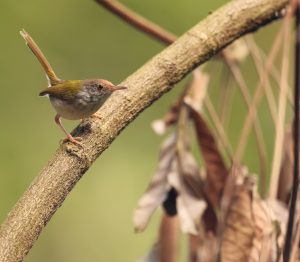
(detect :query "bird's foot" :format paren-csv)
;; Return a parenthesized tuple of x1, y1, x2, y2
(61, 135, 83, 146)
(90, 114, 102, 120)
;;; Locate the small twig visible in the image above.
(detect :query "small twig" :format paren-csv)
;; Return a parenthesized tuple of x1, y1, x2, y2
(94, 0, 176, 45)
(225, 58, 268, 184)
(245, 36, 278, 124)
(218, 66, 235, 129)
(235, 24, 284, 162)
(20, 29, 61, 85)
(159, 214, 179, 262)
(269, 2, 293, 200)
(176, 105, 189, 156)
(246, 35, 293, 105)
(283, 0, 300, 260)
(204, 96, 233, 159)
(189, 234, 200, 262)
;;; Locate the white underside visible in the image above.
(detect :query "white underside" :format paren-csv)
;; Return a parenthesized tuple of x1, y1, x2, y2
(49, 97, 99, 120)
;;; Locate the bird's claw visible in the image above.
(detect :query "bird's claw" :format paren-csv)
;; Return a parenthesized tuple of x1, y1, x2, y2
(61, 136, 83, 146)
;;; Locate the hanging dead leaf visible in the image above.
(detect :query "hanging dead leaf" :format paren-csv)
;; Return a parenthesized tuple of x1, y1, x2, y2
(186, 102, 228, 208)
(266, 198, 288, 255)
(250, 199, 275, 262)
(220, 176, 277, 262)
(134, 126, 206, 235)
(174, 107, 207, 235)
(168, 159, 206, 235)
(177, 146, 204, 199)
(219, 164, 241, 234)
(133, 134, 176, 232)
(195, 232, 218, 262)
(178, 103, 209, 234)
(140, 79, 209, 235)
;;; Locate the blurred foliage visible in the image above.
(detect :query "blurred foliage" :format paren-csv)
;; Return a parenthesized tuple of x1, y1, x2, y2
(0, 0, 286, 261)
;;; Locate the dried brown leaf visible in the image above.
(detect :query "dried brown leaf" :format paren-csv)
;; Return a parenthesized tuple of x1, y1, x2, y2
(221, 176, 278, 262)
(221, 179, 255, 261)
(188, 68, 232, 157)
(186, 103, 227, 207)
(168, 158, 206, 235)
(250, 200, 274, 262)
(134, 129, 206, 235)
(189, 232, 218, 262)
(196, 232, 218, 262)
(266, 198, 288, 255)
(219, 164, 241, 233)
(177, 147, 204, 199)
(171, 103, 208, 235)
(133, 134, 176, 232)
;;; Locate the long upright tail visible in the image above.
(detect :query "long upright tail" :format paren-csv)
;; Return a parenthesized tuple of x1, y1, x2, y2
(20, 29, 61, 86)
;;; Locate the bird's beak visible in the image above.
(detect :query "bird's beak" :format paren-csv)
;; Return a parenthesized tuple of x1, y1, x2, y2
(112, 86, 127, 91)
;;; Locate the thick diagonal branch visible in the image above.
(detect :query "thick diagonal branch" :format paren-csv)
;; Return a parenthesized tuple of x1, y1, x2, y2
(0, 0, 288, 261)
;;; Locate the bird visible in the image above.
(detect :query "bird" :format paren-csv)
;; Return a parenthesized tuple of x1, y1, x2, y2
(20, 29, 126, 145)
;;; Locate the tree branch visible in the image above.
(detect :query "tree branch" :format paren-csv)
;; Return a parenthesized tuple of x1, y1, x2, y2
(95, 0, 176, 45)
(0, 0, 288, 261)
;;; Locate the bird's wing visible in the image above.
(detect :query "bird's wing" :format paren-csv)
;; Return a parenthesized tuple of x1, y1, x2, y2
(39, 81, 82, 100)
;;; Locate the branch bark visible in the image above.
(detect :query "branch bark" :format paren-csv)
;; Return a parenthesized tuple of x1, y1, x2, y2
(0, 0, 288, 261)
(95, 0, 176, 45)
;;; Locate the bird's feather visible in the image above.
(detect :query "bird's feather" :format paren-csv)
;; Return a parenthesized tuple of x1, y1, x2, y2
(39, 80, 82, 100)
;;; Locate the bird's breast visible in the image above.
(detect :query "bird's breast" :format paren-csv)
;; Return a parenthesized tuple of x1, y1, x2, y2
(49, 92, 110, 120)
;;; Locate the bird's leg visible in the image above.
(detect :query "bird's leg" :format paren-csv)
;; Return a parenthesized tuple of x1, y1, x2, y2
(54, 114, 82, 145)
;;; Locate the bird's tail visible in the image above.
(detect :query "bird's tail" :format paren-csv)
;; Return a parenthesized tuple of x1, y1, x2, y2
(20, 29, 61, 87)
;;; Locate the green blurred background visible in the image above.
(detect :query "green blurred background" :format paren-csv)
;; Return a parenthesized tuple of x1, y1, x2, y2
(0, 1, 285, 261)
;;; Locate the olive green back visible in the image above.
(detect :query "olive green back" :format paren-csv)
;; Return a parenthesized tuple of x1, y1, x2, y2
(39, 80, 82, 100)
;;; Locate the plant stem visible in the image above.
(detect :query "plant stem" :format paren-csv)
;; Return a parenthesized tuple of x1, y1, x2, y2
(95, 0, 176, 45)
(283, 1, 300, 261)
